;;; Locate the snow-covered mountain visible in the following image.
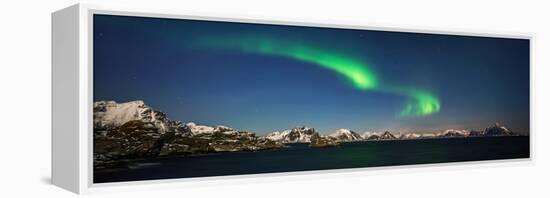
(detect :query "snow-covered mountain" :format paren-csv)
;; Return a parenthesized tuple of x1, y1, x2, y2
(93, 100, 185, 134)
(93, 100, 285, 166)
(363, 132, 380, 140)
(183, 123, 244, 136)
(435, 124, 516, 137)
(266, 127, 317, 143)
(94, 100, 243, 136)
(438, 129, 470, 137)
(484, 123, 514, 136)
(420, 133, 437, 138)
(379, 131, 397, 140)
(363, 131, 397, 140)
(94, 100, 523, 167)
(329, 129, 363, 142)
(94, 100, 151, 127)
(401, 133, 421, 139)
(184, 122, 215, 134)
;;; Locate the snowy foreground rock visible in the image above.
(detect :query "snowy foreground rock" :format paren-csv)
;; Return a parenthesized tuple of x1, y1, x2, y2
(94, 100, 521, 168)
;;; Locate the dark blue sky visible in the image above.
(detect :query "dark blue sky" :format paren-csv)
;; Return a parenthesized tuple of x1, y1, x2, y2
(93, 14, 530, 135)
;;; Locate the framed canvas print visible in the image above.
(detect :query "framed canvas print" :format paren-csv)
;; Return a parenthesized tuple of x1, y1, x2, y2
(52, 4, 532, 194)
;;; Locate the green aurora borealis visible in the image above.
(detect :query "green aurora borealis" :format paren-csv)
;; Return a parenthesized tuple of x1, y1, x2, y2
(196, 36, 441, 117)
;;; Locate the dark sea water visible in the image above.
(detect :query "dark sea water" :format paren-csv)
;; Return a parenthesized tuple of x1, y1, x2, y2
(94, 136, 529, 183)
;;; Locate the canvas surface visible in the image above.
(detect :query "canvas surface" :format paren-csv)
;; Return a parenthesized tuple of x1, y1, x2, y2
(91, 14, 530, 183)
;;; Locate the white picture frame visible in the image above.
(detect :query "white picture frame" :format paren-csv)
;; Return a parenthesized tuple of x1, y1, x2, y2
(52, 3, 534, 194)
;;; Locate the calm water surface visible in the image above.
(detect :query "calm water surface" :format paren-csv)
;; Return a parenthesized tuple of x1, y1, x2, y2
(94, 136, 529, 183)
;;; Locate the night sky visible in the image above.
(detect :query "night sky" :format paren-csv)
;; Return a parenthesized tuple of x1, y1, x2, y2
(93, 14, 530, 135)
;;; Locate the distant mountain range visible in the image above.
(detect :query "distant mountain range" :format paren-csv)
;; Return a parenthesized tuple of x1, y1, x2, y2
(93, 100, 523, 167)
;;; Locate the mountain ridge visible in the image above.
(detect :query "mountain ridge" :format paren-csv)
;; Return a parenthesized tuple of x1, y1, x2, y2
(93, 100, 524, 168)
